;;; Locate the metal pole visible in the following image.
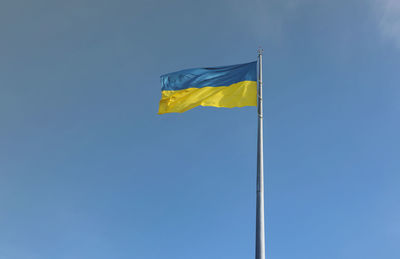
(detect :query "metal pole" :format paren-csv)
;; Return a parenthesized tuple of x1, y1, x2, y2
(255, 48, 265, 259)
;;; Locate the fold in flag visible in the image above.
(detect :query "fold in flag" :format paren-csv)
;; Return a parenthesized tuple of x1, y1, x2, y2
(158, 61, 257, 114)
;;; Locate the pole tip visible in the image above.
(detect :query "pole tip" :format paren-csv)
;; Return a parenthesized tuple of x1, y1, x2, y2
(257, 47, 264, 55)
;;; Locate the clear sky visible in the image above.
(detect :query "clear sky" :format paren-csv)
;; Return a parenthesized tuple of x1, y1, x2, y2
(1, 0, 400, 258)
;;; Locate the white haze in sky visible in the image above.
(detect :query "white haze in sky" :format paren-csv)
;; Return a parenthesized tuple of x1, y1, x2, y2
(377, 0, 400, 48)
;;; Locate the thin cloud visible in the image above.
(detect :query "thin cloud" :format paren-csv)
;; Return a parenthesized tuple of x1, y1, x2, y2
(377, 0, 400, 48)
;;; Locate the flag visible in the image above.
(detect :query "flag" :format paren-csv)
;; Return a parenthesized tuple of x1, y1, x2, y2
(158, 61, 257, 114)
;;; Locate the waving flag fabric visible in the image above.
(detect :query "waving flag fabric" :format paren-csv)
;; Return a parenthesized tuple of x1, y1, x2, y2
(158, 61, 257, 114)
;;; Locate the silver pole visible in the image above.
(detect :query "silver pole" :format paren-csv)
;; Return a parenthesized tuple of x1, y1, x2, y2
(255, 48, 265, 259)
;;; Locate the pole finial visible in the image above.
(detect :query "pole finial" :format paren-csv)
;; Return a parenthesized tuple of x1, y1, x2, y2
(257, 47, 263, 55)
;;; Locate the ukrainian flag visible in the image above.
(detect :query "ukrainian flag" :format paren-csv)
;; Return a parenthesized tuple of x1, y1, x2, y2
(158, 61, 257, 114)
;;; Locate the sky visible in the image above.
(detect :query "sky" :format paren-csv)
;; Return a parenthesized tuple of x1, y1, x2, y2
(1, 0, 400, 258)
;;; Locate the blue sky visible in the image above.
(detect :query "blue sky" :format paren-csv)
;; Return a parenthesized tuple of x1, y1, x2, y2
(1, 0, 400, 258)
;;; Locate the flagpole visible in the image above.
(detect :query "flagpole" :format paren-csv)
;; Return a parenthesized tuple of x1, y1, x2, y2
(255, 48, 265, 259)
